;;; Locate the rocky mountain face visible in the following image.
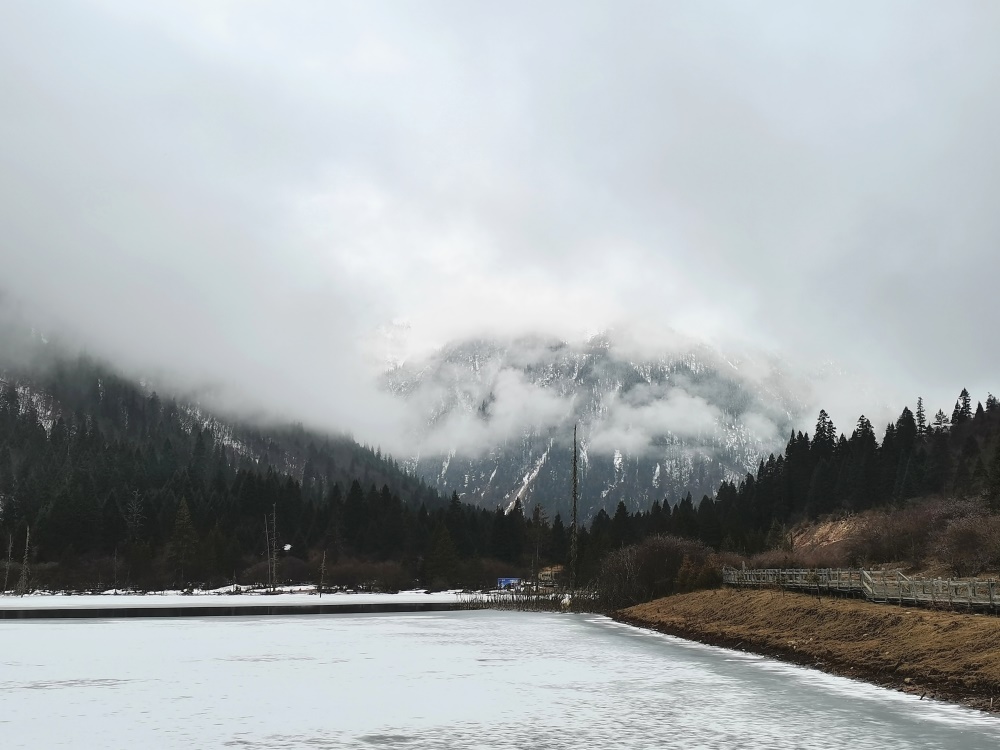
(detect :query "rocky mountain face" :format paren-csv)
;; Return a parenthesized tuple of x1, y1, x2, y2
(385, 333, 807, 521)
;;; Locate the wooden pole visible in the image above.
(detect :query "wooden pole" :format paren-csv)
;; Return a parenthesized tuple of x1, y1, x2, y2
(570, 424, 578, 593)
(271, 504, 278, 592)
(264, 515, 271, 592)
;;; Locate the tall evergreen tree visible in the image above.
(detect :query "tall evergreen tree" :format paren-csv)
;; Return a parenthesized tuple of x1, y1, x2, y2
(813, 410, 836, 458)
(952, 388, 973, 426)
(168, 498, 198, 584)
(423, 523, 459, 586)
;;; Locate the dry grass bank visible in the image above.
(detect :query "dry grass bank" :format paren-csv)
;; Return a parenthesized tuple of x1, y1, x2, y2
(619, 588, 1000, 712)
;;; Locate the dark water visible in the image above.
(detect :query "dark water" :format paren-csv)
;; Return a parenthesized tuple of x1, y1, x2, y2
(2, 610, 998, 748)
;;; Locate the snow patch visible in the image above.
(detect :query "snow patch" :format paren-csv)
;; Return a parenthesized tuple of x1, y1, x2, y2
(505, 446, 550, 512)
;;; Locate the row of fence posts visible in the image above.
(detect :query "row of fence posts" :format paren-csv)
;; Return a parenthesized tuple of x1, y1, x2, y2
(723, 567, 999, 613)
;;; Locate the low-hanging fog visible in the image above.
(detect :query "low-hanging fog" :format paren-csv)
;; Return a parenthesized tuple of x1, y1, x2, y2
(2, 1, 1000, 458)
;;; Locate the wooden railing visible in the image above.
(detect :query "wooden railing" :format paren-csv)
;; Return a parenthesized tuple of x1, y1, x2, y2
(722, 567, 1000, 611)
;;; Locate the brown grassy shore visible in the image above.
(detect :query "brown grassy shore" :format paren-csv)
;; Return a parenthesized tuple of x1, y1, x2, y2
(616, 588, 1000, 713)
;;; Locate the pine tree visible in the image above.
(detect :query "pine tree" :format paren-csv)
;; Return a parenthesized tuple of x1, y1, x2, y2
(951, 400, 964, 426)
(915, 397, 927, 436)
(168, 498, 198, 585)
(952, 389, 973, 426)
(423, 523, 459, 587)
(611, 500, 631, 547)
(933, 409, 950, 432)
(895, 407, 917, 452)
(813, 410, 836, 457)
(549, 514, 568, 564)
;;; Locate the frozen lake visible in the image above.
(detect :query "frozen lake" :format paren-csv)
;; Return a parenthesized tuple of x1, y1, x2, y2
(3, 610, 1000, 749)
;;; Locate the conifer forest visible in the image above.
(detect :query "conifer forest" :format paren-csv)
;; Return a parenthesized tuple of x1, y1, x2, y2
(2, 351, 997, 593)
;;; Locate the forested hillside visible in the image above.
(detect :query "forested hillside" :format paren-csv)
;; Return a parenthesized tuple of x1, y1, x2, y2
(0, 348, 511, 587)
(590, 390, 1000, 563)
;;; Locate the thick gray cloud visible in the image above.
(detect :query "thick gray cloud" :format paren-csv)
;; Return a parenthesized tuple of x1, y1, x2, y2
(2, 1, 999, 448)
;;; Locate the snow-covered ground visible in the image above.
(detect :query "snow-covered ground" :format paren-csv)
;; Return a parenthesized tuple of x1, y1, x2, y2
(3, 611, 1000, 749)
(0, 588, 464, 610)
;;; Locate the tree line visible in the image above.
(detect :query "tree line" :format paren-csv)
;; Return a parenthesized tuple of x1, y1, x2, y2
(2, 355, 997, 592)
(594, 389, 1000, 559)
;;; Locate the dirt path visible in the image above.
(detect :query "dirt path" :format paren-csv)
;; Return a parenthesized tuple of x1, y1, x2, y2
(618, 588, 1000, 713)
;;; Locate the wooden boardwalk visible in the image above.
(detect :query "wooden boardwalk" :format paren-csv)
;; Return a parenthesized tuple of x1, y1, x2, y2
(723, 567, 1000, 612)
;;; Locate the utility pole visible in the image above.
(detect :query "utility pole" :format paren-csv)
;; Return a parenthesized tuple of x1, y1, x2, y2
(570, 424, 578, 593)
(264, 515, 272, 592)
(263, 505, 280, 592)
(269, 503, 278, 592)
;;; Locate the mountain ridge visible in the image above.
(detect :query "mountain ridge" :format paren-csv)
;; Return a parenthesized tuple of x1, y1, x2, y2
(385, 332, 808, 519)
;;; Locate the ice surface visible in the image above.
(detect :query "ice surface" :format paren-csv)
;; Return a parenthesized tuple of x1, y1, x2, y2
(3, 611, 1000, 749)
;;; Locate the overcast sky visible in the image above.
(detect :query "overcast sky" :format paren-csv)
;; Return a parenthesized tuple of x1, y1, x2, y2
(2, 1, 1000, 448)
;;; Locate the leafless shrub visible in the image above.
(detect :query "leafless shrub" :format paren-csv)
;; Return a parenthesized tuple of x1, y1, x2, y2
(935, 515, 1000, 577)
(460, 590, 569, 612)
(749, 547, 849, 570)
(595, 535, 714, 610)
(238, 558, 413, 592)
(846, 502, 958, 568)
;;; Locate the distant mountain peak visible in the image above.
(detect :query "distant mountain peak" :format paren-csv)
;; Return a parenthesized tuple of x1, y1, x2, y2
(384, 333, 807, 520)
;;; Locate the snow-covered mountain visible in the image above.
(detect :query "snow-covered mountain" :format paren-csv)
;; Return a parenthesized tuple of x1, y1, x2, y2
(384, 332, 808, 521)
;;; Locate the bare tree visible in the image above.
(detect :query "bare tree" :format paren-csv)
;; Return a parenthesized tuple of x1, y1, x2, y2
(4, 533, 10, 593)
(125, 490, 143, 544)
(319, 550, 326, 598)
(15, 526, 29, 596)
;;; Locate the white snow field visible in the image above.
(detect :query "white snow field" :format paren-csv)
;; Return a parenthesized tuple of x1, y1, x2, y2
(3, 610, 1000, 749)
(0, 589, 462, 610)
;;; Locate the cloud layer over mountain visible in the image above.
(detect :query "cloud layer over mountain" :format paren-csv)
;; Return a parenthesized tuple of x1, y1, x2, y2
(3, 1, 999, 450)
